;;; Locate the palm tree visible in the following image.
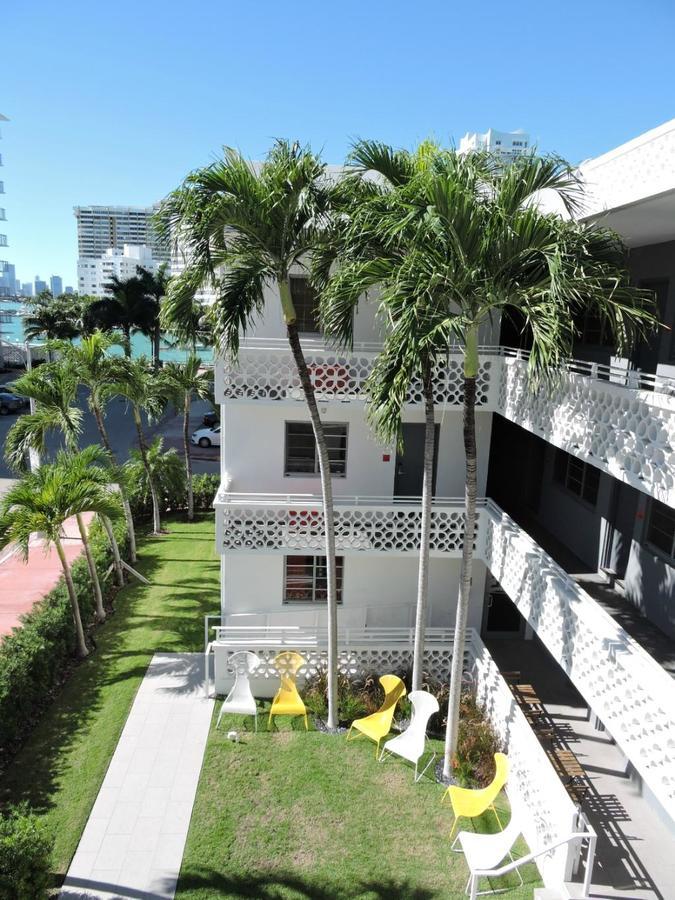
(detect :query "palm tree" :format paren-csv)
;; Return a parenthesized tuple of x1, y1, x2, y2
(162, 355, 213, 520)
(58, 331, 138, 563)
(0, 461, 121, 658)
(124, 436, 186, 519)
(85, 274, 157, 357)
(105, 357, 168, 534)
(157, 140, 342, 729)
(138, 265, 170, 368)
(4, 364, 112, 621)
(320, 143, 656, 771)
(23, 293, 91, 342)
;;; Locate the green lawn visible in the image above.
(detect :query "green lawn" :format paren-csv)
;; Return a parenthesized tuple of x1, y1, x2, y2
(176, 713, 541, 899)
(0, 514, 220, 882)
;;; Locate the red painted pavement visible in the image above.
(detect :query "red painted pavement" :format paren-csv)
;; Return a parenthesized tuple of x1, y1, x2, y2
(0, 513, 94, 639)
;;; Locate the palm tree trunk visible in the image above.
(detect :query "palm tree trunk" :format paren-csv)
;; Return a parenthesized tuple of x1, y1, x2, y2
(134, 407, 161, 534)
(76, 513, 105, 622)
(283, 283, 338, 731)
(153, 324, 161, 370)
(444, 327, 479, 776)
(55, 534, 88, 659)
(92, 400, 137, 562)
(184, 392, 194, 521)
(123, 328, 131, 358)
(102, 514, 125, 587)
(411, 356, 436, 692)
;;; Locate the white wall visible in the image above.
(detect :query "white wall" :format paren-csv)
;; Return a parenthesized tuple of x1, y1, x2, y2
(222, 403, 493, 497)
(223, 554, 487, 631)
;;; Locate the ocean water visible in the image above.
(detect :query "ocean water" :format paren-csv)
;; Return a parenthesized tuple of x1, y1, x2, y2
(0, 299, 214, 363)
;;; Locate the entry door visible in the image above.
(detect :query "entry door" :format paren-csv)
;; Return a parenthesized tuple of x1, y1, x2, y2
(632, 279, 669, 375)
(393, 423, 440, 498)
(482, 589, 525, 638)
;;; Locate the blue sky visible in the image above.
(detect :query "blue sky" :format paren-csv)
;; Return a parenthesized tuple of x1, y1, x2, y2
(4, 0, 675, 285)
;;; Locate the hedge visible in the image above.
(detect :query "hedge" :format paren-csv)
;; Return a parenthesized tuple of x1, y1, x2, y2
(129, 472, 220, 519)
(0, 804, 53, 899)
(0, 518, 129, 760)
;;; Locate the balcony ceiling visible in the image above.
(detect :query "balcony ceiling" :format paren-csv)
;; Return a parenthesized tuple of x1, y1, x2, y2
(585, 188, 675, 248)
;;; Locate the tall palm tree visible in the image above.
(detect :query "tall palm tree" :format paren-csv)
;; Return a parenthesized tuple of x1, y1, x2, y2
(138, 265, 170, 368)
(157, 140, 342, 729)
(58, 331, 138, 563)
(4, 365, 112, 621)
(85, 274, 157, 357)
(320, 143, 656, 771)
(22, 293, 90, 342)
(0, 462, 121, 658)
(162, 356, 213, 520)
(105, 357, 168, 534)
(124, 436, 186, 519)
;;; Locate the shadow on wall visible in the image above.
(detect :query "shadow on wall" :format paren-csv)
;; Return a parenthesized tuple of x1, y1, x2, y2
(624, 540, 675, 640)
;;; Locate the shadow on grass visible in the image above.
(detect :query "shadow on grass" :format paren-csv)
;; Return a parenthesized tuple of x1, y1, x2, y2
(0, 515, 219, 876)
(176, 868, 438, 899)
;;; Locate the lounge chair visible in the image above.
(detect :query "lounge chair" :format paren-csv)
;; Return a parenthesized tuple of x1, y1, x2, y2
(457, 809, 523, 898)
(379, 689, 439, 781)
(444, 752, 509, 841)
(268, 650, 308, 730)
(216, 650, 261, 732)
(347, 674, 406, 756)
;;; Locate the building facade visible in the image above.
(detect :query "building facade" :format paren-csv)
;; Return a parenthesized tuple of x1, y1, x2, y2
(459, 127, 531, 160)
(0, 114, 15, 298)
(49, 274, 63, 296)
(74, 204, 169, 262)
(77, 243, 160, 296)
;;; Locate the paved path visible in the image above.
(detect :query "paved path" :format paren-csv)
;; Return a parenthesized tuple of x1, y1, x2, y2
(0, 512, 90, 638)
(61, 653, 214, 900)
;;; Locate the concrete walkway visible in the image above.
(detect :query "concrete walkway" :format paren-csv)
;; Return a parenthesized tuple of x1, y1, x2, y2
(61, 653, 214, 900)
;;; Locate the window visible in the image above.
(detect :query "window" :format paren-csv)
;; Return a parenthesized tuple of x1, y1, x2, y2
(284, 422, 347, 476)
(646, 499, 675, 559)
(553, 449, 600, 505)
(289, 276, 320, 334)
(284, 555, 344, 603)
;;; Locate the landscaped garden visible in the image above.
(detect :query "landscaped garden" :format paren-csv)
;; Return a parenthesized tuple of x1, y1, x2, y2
(0, 515, 220, 885)
(176, 712, 541, 899)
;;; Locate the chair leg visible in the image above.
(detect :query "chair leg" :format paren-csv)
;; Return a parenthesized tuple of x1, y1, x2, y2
(304, 713, 308, 731)
(414, 751, 436, 784)
(216, 705, 225, 730)
(490, 803, 504, 830)
(254, 711, 258, 733)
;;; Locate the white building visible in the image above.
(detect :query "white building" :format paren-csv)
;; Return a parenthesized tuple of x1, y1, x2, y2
(74, 204, 169, 262)
(459, 127, 530, 160)
(0, 113, 14, 298)
(77, 244, 159, 296)
(207, 121, 675, 897)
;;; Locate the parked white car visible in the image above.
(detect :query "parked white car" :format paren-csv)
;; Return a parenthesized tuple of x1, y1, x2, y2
(191, 424, 221, 448)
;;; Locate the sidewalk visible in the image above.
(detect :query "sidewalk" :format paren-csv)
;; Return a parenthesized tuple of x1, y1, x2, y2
(0, 512, 91, 639)
(60, 653, 213, 900)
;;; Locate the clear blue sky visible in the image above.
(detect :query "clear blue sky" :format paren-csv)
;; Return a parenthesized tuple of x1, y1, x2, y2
(4, 0, 675, 286)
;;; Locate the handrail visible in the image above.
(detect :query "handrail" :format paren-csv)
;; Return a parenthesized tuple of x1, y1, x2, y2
(214, 491, 488, 508)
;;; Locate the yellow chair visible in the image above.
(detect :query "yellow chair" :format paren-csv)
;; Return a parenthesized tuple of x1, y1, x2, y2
(443, 752, 509, 843)
(347, 674, 406, 756)
(268, 650, 308, 731)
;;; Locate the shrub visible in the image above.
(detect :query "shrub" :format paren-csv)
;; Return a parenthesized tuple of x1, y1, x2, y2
(0, 517, 129, 760)
(193, 473, 220, 511)
(128, 469, 219, 519)
(0, 804, 53, 899)
(303, 666, 369, 724)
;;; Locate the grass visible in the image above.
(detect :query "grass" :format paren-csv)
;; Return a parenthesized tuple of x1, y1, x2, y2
(0, 514, 220, 883)
(176, 711, 542, 899)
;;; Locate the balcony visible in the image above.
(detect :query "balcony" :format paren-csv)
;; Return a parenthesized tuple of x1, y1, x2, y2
(214, 490, 675, 827)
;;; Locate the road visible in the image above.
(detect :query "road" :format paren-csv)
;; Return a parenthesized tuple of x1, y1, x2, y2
(0, 386, 219, 478)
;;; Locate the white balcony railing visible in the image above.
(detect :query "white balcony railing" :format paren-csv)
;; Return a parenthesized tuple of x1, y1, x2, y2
(217, 341, 675, 505)
(215, 491, 675, 826)
(215, 492, 482, 555)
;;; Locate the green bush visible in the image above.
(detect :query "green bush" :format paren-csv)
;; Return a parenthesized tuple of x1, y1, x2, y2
(0, 518, 129, 758)
(0, 803, 53, 899)
(193, 473, 220, 511)
(129, 471, 219, 519)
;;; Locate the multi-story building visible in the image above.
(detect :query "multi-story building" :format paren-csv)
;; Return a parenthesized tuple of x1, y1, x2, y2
(77, 243, 160, 296)
(208, 119, 675, 898)
(20, 282, 33, 297)
(74, 204, 169, 262)
(64, 285, 74, 295)
(49, 274, 63, 296)
(459, 127, 530, 160)
(34, 276, 47, 294)
(0, 114, 14, 299)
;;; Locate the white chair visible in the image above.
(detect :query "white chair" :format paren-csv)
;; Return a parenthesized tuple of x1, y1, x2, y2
(215, 651, 261, 732)
(378, 689, 439, 782)
(458, 809, 524, 898)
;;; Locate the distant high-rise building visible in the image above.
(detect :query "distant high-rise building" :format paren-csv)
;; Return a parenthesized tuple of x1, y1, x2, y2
(459, 128, 531, 161)
(64, 285, 74, 295)
(77, 244, 160, 296)
(0, 113, 13, 298)
(21, 282, 33, 297)
(74, 205, 169, 262)
(50, 275, 63, 296)
(34, 276, 47, 294)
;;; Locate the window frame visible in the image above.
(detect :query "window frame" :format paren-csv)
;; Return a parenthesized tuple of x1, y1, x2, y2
(283, 555, 344, 604)
(283, 421, 348, 478)
(645, 498, 675, 562)
(553, 449, 600, 507)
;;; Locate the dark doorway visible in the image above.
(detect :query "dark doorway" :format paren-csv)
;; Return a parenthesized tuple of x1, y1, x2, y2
(486, 416, 546, 514)
(632, 279, 669, 375)
(394, 423, 440, 497)
(482, 583, 525, 637)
